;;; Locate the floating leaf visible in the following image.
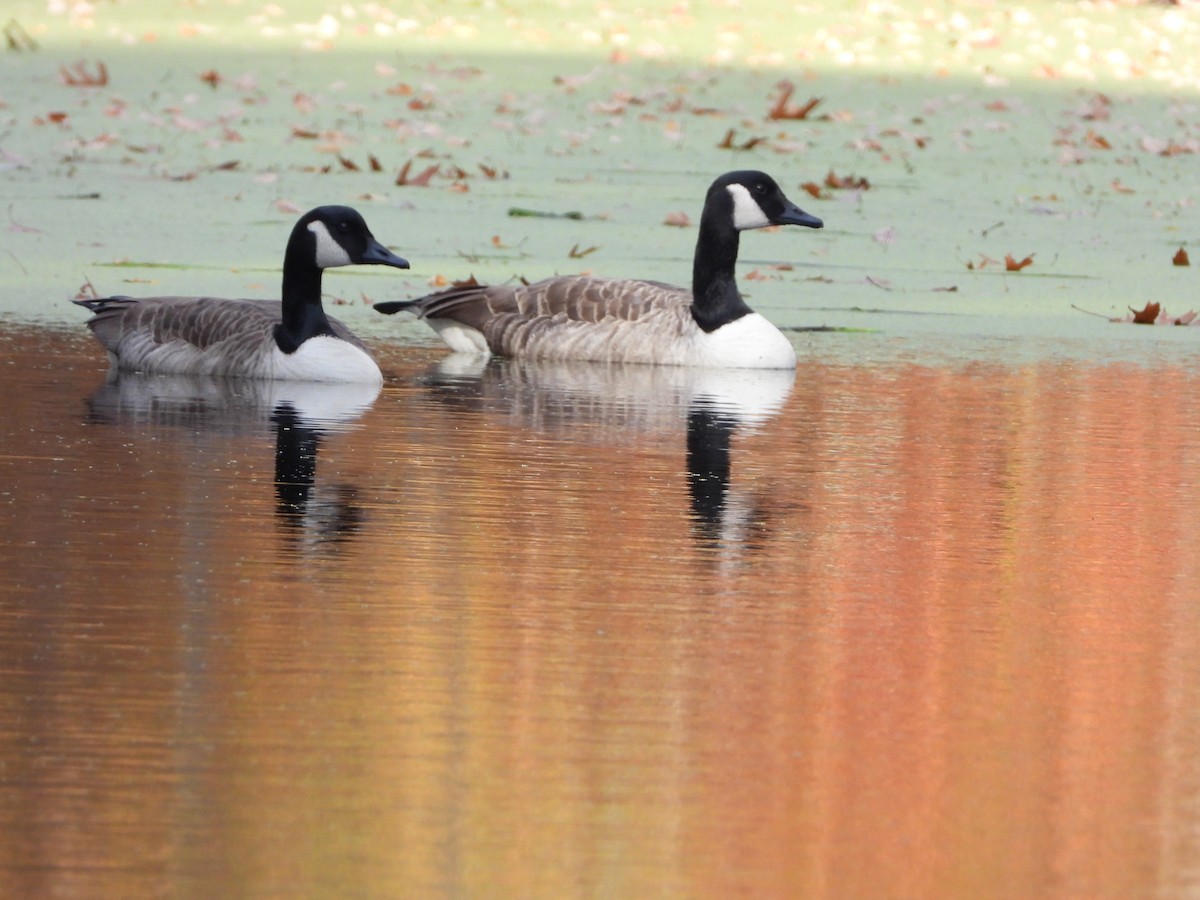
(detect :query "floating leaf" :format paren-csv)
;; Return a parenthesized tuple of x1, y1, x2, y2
(825, 170, 869, 190)
(768, 81, 821, 121)
(1004, 253, 1035, 271)
(4, 19, 38, 51)
(799, 181, 826, 199)
(395, 159, 439, 186)
(717, 128, 765, 151)
(59, 60, 108, 87)
(338, 155, 359, 171)
(1130, 302, 1161, 324)
(568, 243, 599, 259)
(199, 69, 221, 89)
(508, 207, 583, 220)
(663, 211, 691, 227)
(1173, 247, 1190, 266)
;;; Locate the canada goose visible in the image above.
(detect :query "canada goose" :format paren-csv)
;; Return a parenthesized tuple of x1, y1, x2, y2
(374, 170, 822, 368)
(75, 206, 410, 383)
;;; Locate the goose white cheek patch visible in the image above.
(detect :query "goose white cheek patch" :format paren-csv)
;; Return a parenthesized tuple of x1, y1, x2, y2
(308, 220, 353, 268)
(726, 183, 771, 230)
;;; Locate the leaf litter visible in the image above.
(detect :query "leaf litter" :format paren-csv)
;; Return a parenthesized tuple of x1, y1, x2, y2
(0, 0, 1199, 339)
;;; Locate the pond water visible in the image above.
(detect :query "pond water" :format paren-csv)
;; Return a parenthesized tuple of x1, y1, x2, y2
(3, 324, 1200, 897)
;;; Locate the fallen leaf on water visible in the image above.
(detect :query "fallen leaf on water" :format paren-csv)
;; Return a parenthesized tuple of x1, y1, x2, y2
(663, 211, 691, 227)
(395, 159, 439, 186)
(60, 61, 108, 87)
(1005, 253, 1034, 271)
(1111, 178, 1135, 194)
(199, 70, 222, 89)
(338, 155, 359, 171)
(291, 126, 319, 140)
(1173, 247, 1190, 266)
(717, 128, 765, 151)
(825, 170, 870, 190)
(1129, 302, 1161, 323)
(276, 199, 302, 214)
(799, 181, 826, 199)
(368, 154, 382, 172)
(429, 273, 449, 287)
(768, 81, 821, 121)
(568, 243, 599, 259)
(1084, 130, 1112, 150)
(933, 285, 959, 292)
(4, 19, 38, 51)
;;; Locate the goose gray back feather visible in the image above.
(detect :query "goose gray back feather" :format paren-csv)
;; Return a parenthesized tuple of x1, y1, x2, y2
(77, 296, 368, 378)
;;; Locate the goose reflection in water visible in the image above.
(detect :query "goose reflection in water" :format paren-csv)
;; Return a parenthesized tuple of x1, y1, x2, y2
(418, 356, 794, 550)
(84, 374, 379, 552)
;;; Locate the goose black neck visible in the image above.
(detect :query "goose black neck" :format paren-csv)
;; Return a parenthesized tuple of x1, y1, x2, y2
(275, 240, 336, 354)
(690, 215, 751, 333)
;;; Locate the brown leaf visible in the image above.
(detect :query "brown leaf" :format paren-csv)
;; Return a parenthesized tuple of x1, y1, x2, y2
(1084, 130, 1112, 150)
(59, 61, 108, 87)
(799, 181, 826, 200)
(717, 128, 765, 151)
(568, 243, 599, 259)
(368, 153, 383, 172)
(395, 160, 439, 186)
(1111, 178, 1135, 194)
(1004, 253, 1034, 272)
(291, 127, 319, 140)
(337, 155, 359, 172)
(824, 170, 870, 190)
(452, 275, 481, 289)
(1173, 247, 1190, 266)
(663, 211, 691, 227)
(1130, 302, 1161, 324)
(768, 81, 822, 121)
(199, 70, 222, 89)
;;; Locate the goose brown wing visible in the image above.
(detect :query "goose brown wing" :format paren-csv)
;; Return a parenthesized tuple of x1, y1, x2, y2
(398, 276, 691, 327)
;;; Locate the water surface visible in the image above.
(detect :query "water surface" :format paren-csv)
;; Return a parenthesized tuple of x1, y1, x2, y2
(3, 327, 1200, 897)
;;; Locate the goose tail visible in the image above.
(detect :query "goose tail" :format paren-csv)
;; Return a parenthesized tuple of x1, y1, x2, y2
(373, 299, 420, 316)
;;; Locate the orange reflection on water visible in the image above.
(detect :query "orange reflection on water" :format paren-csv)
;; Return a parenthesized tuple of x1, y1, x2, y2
(2, 333, 1200, 897)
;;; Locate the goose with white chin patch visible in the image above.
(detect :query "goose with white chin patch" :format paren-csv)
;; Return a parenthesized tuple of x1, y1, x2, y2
(374, 170, 822, 369)
(75, 206, 410, 383)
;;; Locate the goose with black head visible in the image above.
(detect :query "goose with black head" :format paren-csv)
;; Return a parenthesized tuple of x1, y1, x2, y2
(374, 171, 821, 369)
(75, 206, 409, 383)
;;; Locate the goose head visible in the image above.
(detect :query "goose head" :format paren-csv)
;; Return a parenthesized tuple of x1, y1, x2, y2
(292, 206, 411, 271)
(707, 170, 824, 233)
